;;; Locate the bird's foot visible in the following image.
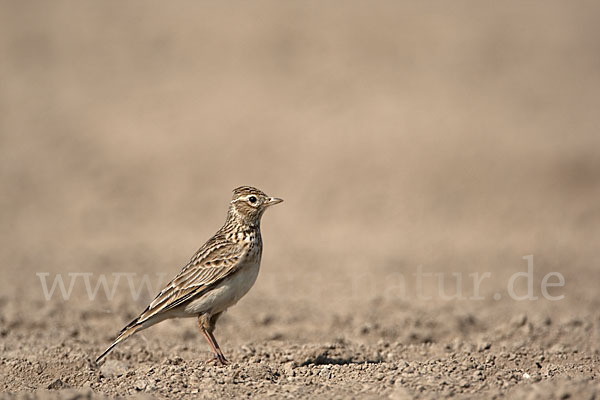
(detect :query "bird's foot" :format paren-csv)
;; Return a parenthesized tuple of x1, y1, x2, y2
(205, 354, 230, 366)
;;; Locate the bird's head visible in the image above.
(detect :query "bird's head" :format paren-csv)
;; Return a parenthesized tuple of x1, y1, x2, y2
(228, 186, 283, 226)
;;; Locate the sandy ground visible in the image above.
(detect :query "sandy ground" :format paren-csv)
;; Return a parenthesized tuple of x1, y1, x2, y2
(1, 1, 599, 399)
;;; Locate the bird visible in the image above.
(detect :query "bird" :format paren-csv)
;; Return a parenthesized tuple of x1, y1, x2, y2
(95, 186, 283, 365)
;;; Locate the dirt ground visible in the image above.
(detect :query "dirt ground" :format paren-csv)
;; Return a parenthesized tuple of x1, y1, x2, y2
(1, 1, 599, 399)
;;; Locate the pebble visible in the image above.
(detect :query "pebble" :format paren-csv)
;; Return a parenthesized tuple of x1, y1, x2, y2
(99, 360, 128, 378)
(135, 380, 147, 391)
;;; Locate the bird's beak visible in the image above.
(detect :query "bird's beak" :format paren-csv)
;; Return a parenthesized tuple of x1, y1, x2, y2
(266, 197, 283, 206)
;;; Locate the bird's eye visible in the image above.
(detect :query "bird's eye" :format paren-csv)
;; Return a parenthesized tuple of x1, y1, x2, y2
(248, 196, 257, 204)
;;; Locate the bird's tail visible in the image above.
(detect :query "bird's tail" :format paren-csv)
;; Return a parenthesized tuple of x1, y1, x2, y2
(95, 319, 141, 363)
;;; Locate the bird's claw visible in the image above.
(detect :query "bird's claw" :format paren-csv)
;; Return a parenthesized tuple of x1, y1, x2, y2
(205, 355, 230, 366)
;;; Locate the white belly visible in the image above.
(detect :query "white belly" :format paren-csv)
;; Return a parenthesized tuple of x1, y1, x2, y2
(183, 261, 260, 316)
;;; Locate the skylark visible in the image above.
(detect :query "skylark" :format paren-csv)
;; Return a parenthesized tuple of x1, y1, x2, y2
(96, 186, 282, 365)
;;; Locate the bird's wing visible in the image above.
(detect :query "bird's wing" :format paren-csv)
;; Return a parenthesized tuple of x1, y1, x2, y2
(134, 233, 248, 325)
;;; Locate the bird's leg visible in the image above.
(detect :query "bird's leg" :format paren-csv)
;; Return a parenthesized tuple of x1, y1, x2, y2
(208, 312, 228, 364)
(208, 330, 229, 365)
(201, 328, 219, 357)
(198, 314, 228, 365)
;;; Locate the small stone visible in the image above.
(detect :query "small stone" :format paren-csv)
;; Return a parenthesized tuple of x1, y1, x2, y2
(47, 378, 68, 390)
(256, 313, 275, 325)
(511, 313, 527, 328)
(390, 380, 413, 400)
(135, 380, 147, 391)
(477, 342, 491, 352)
(558, 391, 571, 400)
(100, 360, 127, 378)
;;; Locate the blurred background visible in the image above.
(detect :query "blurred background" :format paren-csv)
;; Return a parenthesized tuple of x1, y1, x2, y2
(1, 1, 599, 344)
